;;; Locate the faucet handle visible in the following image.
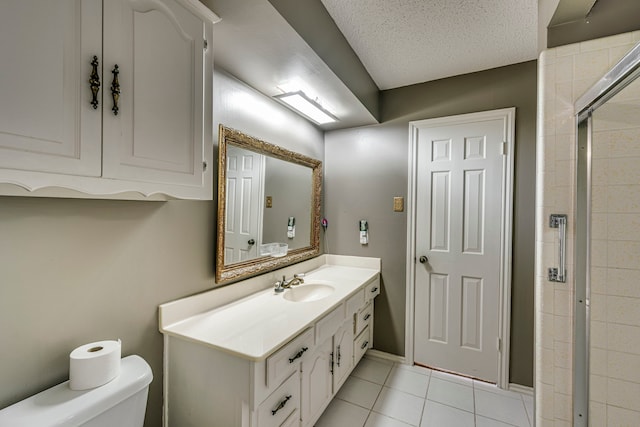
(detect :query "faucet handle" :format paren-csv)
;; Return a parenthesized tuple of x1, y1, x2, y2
(274, 277, 285, 293)
(294, 273, 305, 279)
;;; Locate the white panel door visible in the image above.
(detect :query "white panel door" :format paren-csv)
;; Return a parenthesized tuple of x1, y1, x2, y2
(224, 146, 263, 264)
(413, 116, 505, 382)
(0, 0, 102, 176)
(102, 0, 207, 187)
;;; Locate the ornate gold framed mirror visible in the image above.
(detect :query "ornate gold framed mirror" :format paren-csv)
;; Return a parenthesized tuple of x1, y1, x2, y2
(216, 125, 322, 284)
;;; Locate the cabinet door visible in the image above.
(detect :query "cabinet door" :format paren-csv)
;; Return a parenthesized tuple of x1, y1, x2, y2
(102, 0, 211, 191)
(0, 0, 102, 177)
(332, 319, 354, 391)
(300, 339, 332, 427)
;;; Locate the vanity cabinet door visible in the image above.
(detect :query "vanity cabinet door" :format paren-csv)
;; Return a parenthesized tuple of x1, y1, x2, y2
(332, 319, 354, 391)
(0, 0, 102, 177)
(300, 339, 332, 427)
(102, 0, 211, 195)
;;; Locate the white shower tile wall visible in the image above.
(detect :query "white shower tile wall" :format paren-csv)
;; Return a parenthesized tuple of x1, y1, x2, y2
(536, 30, 640, 426)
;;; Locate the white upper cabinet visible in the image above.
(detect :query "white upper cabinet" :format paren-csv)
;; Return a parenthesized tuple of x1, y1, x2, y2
(0, 0, 218, 200)
(0, 0, 102, 177)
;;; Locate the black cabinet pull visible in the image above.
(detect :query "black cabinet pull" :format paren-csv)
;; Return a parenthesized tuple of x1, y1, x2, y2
(288, 347, 308, 363)
(89, 56, 100, 109)
(271, 395, 291, 416)
(110, 65, 120, 115)
(361, 340, 369, 350)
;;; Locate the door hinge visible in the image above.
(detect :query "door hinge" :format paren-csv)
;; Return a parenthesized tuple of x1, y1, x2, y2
(501, 142, 507, 155)
(497, 337, 502, 352)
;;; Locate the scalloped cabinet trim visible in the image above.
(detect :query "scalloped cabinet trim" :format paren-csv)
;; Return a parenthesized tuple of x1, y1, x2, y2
(0, 0, 219, 200)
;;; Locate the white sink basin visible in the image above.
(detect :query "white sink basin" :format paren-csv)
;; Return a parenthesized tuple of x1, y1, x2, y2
(283, 283, 335, 302)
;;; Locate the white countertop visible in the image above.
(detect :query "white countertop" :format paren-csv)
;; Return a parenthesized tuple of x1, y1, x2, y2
(160, 261, 380, 361)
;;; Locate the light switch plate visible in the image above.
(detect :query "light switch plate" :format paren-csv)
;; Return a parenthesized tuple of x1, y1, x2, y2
(393, 197, 404, 212)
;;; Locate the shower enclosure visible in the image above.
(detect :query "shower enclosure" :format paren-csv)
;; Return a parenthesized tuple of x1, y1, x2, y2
(574, 42, 640, 426)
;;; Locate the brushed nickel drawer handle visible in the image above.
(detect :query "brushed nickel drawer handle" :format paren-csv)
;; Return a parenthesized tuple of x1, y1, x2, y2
(361, 340, 369, 350)
(363, 313, 371, 321)
(371, 287, 378, 293)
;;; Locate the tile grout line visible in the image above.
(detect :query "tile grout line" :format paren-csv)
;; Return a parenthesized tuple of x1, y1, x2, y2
(333, 359, 533, 427)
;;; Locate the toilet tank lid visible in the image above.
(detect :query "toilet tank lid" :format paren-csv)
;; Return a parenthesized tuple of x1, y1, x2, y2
(0, 355, 153, 427)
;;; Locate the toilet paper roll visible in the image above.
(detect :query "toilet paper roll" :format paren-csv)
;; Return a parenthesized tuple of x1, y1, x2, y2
(69, 339, 121, 390)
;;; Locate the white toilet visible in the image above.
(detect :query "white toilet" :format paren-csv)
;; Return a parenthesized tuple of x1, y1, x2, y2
(0, 355, 153, 427)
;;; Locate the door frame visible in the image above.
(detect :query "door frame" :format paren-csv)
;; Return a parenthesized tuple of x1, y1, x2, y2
(405, 108, 515, 388)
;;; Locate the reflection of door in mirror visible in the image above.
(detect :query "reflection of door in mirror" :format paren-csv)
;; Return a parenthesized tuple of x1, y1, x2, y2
(224, 145, 265, 264)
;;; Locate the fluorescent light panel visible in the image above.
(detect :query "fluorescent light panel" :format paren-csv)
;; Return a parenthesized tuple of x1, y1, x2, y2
(274, 91, 337, 125)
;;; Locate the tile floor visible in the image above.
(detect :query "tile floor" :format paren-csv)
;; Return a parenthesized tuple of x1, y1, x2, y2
(315, 355, 533, 427)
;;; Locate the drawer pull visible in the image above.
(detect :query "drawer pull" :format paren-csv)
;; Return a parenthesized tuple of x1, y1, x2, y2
(337, 345, 341, 367)
(361, 340, 369, 350)
(371, 287, 378, 293)
(288, 347, 308, 363)
(271, 395, 292, 416)
(363, 313, 371, 321)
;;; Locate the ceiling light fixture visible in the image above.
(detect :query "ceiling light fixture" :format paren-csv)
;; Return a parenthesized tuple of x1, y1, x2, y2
(274, 91, 338, 125)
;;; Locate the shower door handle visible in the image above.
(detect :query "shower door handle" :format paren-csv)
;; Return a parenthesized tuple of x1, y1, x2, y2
(548, 214, 567, 283)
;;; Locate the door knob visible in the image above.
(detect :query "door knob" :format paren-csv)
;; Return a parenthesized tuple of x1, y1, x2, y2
(419, 256, 428, 263)
(248, 239, 255, 245)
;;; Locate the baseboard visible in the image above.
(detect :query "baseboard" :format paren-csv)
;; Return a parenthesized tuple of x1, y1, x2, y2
(365, 349, 405, 364)
(508, 383, 534, 396)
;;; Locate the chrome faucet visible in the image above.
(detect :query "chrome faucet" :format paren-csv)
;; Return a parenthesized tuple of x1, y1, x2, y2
(274, 273, 305, 293)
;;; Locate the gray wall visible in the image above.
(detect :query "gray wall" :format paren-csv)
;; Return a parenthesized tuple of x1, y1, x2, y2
(262, 158, 313, 250)
(0, 69, 323, 426)
(547, 0, 640, 48)
(324, 61, 537, 386)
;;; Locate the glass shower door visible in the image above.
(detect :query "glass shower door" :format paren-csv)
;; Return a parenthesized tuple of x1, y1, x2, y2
(575, 43, 640, 427)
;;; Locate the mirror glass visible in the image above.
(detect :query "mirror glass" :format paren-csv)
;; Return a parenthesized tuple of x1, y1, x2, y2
(216, 125, 322, 284)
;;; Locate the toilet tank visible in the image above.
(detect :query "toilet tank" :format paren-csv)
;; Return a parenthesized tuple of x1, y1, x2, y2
(0, 355, 153, 427)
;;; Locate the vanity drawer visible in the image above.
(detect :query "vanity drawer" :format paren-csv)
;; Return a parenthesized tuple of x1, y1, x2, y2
(346, 289, 365, 317)
(315, 303, 345, 344)
(258, 371, 300, 427)
(267, 327, 314, 388)
(355, 302, 373, 336)
(354, 325, 371, 364)
(280, 409, 300, 427)
(365, 278, 380, 302)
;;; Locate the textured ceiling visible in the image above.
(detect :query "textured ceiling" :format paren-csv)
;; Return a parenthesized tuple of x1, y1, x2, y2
(320, 0, 539, 90)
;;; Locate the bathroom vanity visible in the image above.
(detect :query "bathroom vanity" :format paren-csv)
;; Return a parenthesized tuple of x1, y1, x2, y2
(159, 255, 380, 427)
